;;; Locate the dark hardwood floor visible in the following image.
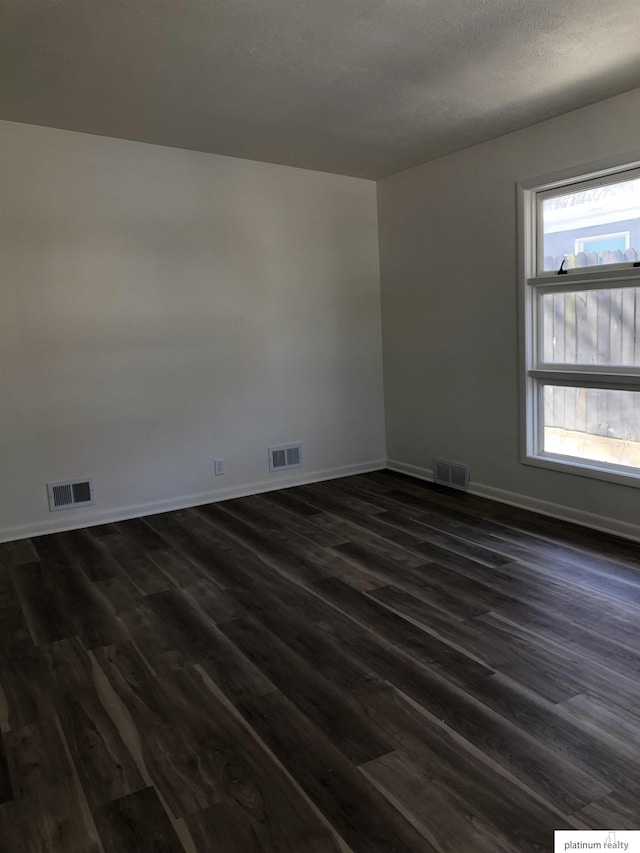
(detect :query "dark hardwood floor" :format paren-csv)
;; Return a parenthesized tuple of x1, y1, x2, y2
(0, 470, 639, 852)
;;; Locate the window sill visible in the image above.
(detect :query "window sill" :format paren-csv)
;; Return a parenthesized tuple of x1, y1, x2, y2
(522, 452, 640, 489)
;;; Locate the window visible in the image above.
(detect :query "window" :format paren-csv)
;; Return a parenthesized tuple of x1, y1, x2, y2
(574, 232, 630, 257)
(519, 156, 640, 486)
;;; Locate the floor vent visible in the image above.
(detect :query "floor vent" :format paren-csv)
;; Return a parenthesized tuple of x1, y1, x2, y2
(268, 443, 303, 472)
(47, 478, 95, 511)
(433, 458, 469, 491)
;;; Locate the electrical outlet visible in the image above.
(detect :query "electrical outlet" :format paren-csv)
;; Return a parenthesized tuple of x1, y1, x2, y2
(214, 458, 225, 476)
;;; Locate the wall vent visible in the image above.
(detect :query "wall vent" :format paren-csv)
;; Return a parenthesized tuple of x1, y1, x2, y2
(268, 443, 303, 472)
(433, 459, 469, 491)
(47, 478, 95, 511)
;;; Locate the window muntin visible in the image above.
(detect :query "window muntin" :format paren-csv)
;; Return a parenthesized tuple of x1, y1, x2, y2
(539, 172, 640, 273)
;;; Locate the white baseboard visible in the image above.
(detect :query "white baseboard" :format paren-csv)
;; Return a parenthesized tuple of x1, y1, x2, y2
(387, 458, 640, 544)
(6, 455, 637, 545)
(0, 459, 386, 543)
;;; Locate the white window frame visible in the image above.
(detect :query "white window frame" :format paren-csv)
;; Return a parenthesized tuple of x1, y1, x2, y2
(517, 151, 640, 488)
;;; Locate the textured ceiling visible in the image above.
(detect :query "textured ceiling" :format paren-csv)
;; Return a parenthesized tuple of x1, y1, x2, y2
(1, 0, 639, 179)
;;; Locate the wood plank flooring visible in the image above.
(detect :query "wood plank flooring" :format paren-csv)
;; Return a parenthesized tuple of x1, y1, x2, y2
(1, 470, 639, 852)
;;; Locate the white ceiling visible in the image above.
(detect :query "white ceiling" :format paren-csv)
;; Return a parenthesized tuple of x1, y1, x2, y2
(1, 0, 639, 179)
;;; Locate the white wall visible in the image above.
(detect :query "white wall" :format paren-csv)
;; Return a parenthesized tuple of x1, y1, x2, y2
(378, 89, 640, 540)
(0, 121, 386, 541)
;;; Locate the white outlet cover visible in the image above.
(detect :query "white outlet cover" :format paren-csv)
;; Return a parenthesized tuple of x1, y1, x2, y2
(214, 458, 225, 475)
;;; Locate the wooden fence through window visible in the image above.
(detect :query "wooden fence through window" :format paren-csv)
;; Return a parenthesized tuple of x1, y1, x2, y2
(542, 286, 639, 442)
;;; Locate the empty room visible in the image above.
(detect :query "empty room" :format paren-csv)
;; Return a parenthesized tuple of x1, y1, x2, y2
(1, 1, 640, 851)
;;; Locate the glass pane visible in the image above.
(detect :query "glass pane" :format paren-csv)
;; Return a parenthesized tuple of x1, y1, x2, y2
(543, 386, 640, 469)
(541, 176, 640, 272)
(541, 287, 640, 366)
